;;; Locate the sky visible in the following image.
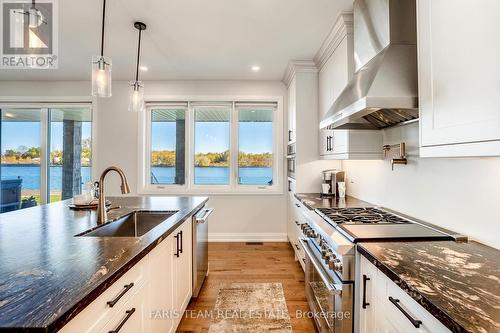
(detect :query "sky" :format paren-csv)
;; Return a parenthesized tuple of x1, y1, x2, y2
(152, 121, 273, 154)
(1, 122, 92, 153)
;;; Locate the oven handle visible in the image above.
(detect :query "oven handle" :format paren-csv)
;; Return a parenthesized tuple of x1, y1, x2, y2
(300, 238, 342, 295)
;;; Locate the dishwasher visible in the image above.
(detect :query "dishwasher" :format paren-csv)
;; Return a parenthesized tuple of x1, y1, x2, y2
(192, 206, 213, 297)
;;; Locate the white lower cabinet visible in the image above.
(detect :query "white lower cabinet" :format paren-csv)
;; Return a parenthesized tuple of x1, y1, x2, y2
(59, 220, 193, 333)
(358, 255, 451, 333)
(287, 196, 306, 271)
(172, 219, 193, 328)
(148, 231, 174, 333)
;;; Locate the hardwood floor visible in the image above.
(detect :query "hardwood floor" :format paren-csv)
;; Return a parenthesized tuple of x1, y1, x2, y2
(176, 242, 316, 333)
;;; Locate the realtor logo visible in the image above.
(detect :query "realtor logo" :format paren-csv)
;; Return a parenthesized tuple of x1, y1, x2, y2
(1, 0, 58, 69)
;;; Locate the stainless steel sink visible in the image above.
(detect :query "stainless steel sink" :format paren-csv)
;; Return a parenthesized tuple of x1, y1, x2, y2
(78, 211, 177, 237)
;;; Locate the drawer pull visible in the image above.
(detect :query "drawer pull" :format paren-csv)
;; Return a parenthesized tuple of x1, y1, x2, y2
(388, 296, 422, 328)
(174, 232, 180, 258)
(179, 230, 183, 254)
(295, 244, 300, 250)
(362, 275, 370, 309)
(109, 308, 135, 333)
(107, 283, 134, 308)
(295, 203, 300, 208)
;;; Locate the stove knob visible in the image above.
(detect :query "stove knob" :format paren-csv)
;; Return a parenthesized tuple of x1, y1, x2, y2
(333, 259, 343, 272)
(328, 258, 336, 270)
(324, 251, 333, 264)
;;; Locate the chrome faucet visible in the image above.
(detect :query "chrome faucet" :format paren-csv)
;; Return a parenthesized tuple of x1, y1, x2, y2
(97, 166, 131, 223)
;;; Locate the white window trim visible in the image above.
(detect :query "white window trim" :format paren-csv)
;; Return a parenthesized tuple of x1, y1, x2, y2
(0, 100, 94, 204)
(138, 95, 284, 195)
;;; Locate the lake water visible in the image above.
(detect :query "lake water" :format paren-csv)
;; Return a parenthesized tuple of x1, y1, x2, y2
(1, 165, 272, 189)
(152, 166, 273, 185)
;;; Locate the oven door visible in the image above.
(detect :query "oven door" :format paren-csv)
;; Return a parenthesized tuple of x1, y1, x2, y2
(301, 238, 353, 333)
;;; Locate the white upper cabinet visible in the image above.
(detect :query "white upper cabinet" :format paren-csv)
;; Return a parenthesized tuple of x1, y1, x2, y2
(287, 76, 297, 143)
(418, 0, 500, 157)
(315, 13, 383, 159)
(317, 13, 354, 118)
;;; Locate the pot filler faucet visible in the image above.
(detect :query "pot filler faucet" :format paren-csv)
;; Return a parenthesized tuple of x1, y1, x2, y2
(97, 166, 131, 223)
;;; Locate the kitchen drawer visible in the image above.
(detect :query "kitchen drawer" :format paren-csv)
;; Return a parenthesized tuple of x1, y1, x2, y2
(382, 277, 451, 333)
(100, 283, 148, 333)
(58, 257, 147, 333)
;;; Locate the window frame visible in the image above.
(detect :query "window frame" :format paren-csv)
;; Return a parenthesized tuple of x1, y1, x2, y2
(138, 96, 283, 195)
(0, 101, 94, 205)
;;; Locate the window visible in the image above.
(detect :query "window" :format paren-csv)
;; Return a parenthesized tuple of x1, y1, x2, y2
(194, 106, 231, 185)
(150, 108, 186, 185)
(0, 105, 92, 213)
(49, 108, 92, 202)
(237, 106, 274, 185)
(141, 99, 282, 194)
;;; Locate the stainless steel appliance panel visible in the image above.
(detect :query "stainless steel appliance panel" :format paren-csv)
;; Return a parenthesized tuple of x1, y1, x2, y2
(192, 207, 213, 297)
(302, 238, 353, 333)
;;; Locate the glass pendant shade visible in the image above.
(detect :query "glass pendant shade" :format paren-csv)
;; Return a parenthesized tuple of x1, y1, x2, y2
(28, 8, 43, 28)
(92, 56, 112, 97)
(128, 81, 144, 112)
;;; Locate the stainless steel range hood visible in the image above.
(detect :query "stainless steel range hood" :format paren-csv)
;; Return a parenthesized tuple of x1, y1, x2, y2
(320, 0, 418, 130)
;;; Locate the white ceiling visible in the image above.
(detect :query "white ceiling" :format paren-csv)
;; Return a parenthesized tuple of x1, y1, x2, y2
(0, 0, 352, 81)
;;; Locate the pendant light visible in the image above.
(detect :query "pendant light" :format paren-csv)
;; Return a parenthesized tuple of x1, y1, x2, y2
(91, 0, 112, 97)
(13, 0, 47, 28)
(28, 0, 44, 28)
(129, 22, 147, 112)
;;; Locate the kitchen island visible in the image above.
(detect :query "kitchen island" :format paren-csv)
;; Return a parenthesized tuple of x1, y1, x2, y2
(0, 196, 208, 332)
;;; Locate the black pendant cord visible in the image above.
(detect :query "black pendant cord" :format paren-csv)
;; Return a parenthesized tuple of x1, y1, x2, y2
(133, 22, 146, 82)
(135, 28, 142, 82)
(100, 0, 106, 57)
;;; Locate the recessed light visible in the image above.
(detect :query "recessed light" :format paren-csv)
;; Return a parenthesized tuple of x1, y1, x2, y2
(139, 66, 148, 72)
(251, 65, 261, 72)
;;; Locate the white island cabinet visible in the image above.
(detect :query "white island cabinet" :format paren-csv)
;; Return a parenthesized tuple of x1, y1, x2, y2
(418, 0, 500, 157)
(357, 255, 451, 333)
(59, 220, 192, 333)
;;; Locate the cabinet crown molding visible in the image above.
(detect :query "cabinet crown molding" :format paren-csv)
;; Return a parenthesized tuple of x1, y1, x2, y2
(282, 60, 318, 87)
(314, 12, 353, 70)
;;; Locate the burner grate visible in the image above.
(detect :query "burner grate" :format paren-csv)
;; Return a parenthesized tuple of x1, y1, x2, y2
(317, 207, 410, 225)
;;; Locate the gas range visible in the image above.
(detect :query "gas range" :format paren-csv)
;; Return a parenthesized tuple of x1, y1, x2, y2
(316, 207, 410, 224)
(296, 201, 465, 333)
(315, 207, 455, 243)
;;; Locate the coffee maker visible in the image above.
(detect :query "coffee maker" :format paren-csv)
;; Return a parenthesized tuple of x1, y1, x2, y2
(321, 169, 345, 197)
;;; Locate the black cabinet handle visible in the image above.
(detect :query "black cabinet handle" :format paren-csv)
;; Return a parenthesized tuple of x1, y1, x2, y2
(107, 283, 134, 308)
(295, 203, 300, 208)
(109, 308, 135, 333)
(362, 275, 370, 309)
(388, 296, 422, 328)
(179, 230, 183, 254)
(288, 130, 292, 141)
(326, 136, 330, 151)
(174, 233, 180, 258)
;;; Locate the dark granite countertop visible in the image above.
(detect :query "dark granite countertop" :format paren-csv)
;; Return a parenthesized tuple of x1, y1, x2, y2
(294, 193, 373, 210)
(358, 241, 500, 333)
(0, 196, 208, 332)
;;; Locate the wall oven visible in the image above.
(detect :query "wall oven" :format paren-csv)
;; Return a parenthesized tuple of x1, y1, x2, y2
(301, 238, 353, 333)
(286, 142, 296, 179)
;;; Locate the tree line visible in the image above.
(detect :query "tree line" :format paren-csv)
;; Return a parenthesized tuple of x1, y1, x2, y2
(1, 138, 92, 166)
(151, 150, 272, 167)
